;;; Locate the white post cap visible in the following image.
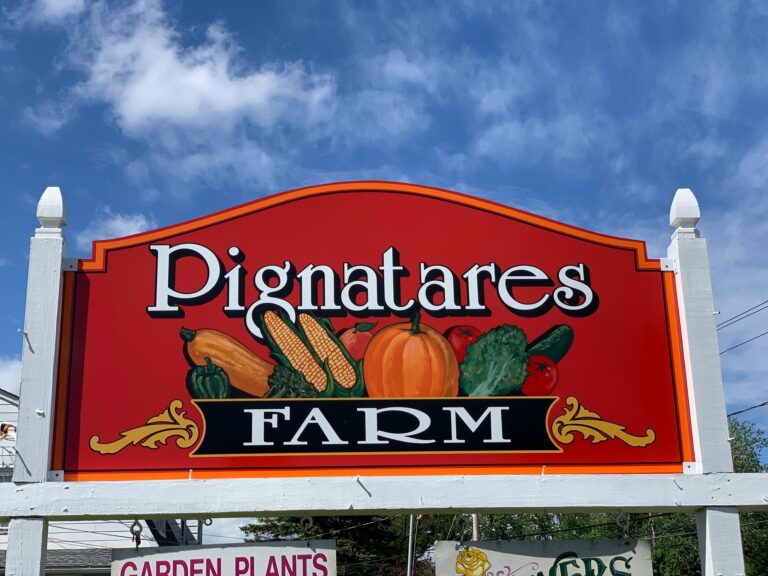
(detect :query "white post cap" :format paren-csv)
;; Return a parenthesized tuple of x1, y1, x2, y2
(36, 186, 66, 231)
(670, 187, 700, 229)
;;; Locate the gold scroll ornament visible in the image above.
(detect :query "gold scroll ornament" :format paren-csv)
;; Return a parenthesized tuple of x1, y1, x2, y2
(552, 396, 656, 447)
(89, 400, 199, 455)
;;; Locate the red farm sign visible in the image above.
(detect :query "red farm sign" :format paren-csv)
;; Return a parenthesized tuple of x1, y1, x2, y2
(53, 182, 694, 480)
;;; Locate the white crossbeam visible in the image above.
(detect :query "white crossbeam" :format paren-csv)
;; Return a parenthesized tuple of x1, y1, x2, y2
(1, 473, 767, 521)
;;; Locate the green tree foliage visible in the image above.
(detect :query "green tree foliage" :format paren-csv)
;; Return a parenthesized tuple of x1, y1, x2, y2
(240, 515, 432, 575)
(239, 418, 767, 575)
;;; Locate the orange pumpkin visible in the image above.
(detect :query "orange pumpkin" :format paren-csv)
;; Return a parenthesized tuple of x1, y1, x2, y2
(363, 312, 459, 398)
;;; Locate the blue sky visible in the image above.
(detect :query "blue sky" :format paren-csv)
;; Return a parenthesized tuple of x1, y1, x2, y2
(2, 1, 768, 440)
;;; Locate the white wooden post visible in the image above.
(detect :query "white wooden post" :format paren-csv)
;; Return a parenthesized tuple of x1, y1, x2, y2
(667, 188, 745, 575)
(5, 519, 48, 576)
(6, 187, 66, 576)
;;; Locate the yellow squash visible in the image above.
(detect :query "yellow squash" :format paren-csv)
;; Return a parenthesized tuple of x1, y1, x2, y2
(180, 328, 273, 397)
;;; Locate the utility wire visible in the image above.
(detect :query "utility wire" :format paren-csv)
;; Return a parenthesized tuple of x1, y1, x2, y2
(728, 401, 768, 417)
(251, 516, 390, 543)
(514, 513, 673, 540)
(309, 517, 390, 540)
(638, 517, 768, 546)
(48, 523, 157, 542)
(191, 532, 245, 541)
(720, 329, 768, 355)
(717, 299, 768, 329)
(718, 304, 768, 330)
(47, 537, 111, 549)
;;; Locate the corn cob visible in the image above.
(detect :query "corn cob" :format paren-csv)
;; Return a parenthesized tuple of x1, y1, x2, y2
(298, 313, 357, 389)
(262, 311, 328, 392)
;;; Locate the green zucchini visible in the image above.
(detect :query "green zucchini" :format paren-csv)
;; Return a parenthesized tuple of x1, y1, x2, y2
(526, 324, 574, 363)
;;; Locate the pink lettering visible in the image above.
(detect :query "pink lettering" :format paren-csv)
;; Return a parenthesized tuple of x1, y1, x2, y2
(234, 557, 249, 576)
(296, 554, 311, 575)
(265, 556, 279, 576)
(173, 560, 189, 576)
(190, 559, 203, 576)
(205, 558, 221, 576)
(141, 563, 153, 576)
(312, 553, 328, 576)
(281, 556, 296, 576)
(121, 561, 138, 576)
(157, 561, 171, 576)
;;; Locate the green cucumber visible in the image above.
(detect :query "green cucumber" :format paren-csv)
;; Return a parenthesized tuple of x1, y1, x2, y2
(526, 324, 574, 363)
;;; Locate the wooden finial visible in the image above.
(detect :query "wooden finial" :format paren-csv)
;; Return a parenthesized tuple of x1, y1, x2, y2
(670, 187, 700, 231)
(36, 186, 66, 235)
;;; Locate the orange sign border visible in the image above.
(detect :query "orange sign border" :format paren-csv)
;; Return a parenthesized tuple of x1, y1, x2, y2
(57, 181, 695, 480)
(79, 181, 662, 272)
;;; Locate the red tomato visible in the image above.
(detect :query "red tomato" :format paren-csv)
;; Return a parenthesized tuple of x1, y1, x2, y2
(522, 355, 559, 396)
(337, 322, 377, 360)
(443, 325, 482, 363)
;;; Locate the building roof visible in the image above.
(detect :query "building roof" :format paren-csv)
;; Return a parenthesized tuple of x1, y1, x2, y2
(0, 548, 111, 574)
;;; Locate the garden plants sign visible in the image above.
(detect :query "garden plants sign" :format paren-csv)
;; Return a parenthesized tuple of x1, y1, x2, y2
(53, 181, 693, 479)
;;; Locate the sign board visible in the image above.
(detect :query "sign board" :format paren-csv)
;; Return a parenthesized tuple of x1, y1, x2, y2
(52, 182, 693, 480)
(111, 541, 336, 576)
(435, 540, 651, 576)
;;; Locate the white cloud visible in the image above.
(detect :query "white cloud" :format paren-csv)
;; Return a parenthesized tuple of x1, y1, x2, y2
(74, 206, 158, 252)
(69, 5, 334, 137)
(334, 89, 429, 145)
(648, 4, 768, 125)
(685, 137, 728, 164)
(125, 137, 276, 195)
(375, 50, 440, 93)
(732, 137, 768, 195)
(0, 356, 21, 397)
(36, 0, 85, 21)
(472, 113, 598, 165)
(11, 0, 86, 25)
(22, 101, 74, 135)
(466, 59, 537, 118)
(28, 0, 336, 192)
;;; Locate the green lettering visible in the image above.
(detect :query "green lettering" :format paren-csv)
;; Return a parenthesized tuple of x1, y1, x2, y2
(559, 560, 583, 576)
(583, 557, 606, 576)
(609, 555, 632, 576)
(549, 553, 579, 576)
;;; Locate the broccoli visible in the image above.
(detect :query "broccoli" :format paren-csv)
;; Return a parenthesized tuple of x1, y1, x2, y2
(265, 365, 319, 398)
(459, 325, 529, 396)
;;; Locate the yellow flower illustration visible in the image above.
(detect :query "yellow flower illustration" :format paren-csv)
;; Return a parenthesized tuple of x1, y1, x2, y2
(455, 547, 491, 576)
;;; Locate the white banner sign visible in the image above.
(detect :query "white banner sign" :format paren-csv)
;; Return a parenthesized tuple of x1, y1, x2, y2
(112, 541, 336, 576)
(435, 539, 651, 576)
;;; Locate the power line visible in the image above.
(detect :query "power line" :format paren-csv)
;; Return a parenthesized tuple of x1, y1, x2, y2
(310, 517, 390, 540)
(195, 532, 245, 541)
(720, 329, 768, 355)
(472, 513, 676, 541)
(47, 537, 111, 549)
(639, 517, 768, 547)
(718, 304, 768, 330)
(48, 523, 157, 542)
(717, 299, 768, 329)
(250, 516, 391, 543)
(728, 401, 768, 417)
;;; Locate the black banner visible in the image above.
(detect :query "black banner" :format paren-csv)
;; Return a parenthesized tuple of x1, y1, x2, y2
(192, 397, 558, 456)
